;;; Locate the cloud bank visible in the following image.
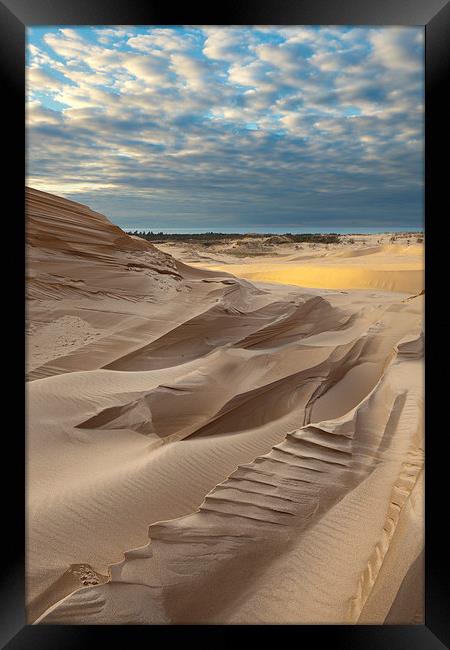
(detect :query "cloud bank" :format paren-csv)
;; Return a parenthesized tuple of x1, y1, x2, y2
(26, 26, 424, 230)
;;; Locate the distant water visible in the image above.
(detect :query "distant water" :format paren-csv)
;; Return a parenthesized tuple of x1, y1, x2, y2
(122, 225, 423, 235)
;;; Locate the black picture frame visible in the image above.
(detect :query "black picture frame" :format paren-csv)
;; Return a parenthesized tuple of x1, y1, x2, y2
(2, 0, 448, 647)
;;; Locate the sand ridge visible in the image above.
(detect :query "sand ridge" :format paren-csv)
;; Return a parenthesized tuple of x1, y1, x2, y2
(26, 188, 424, 624)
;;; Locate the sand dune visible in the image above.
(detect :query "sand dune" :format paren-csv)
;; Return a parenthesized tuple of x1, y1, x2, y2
(26, 188, 424, 625)
(157, 237, 424, 294)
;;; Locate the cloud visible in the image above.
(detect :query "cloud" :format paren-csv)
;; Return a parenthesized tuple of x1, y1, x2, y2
(27, 66, 64, 89)
(370, 27, 423, 73)
(170, 53, 213, 91)
(26, 26, 424, 229)
(202, 27, 256, 63)
(123, 53, 174, 87)
(128, 28, 197, 53)
(43, 30, 90, 59)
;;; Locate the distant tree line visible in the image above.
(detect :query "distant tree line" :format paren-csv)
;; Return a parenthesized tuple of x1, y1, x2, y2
(128, 230, 341, 244)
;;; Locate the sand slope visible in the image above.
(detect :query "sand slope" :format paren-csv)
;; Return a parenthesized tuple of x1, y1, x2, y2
(26, 188, 424, 625)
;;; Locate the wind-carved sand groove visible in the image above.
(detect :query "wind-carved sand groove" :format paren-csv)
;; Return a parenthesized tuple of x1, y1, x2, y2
(103, 295, 359, 371)
(26, 188, 424, 625)
(75, 327, 390, 444)
(103, 299, 306, 371)
(234, 295, 360, 350)
(349, 336, 424, 621)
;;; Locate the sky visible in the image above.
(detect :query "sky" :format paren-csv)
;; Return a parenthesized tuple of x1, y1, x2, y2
(26, 26, 424, 231)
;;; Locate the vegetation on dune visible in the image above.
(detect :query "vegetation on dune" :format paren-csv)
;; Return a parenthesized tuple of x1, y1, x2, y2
(128, 231, 341, 245)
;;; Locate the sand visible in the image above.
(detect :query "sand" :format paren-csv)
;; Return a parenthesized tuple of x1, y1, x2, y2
(26, 187, 424, 625)
(156, 236, 424, 295)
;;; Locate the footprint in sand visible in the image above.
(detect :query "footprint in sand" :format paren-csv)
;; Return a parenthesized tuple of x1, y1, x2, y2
(70, 564, 102, 587)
